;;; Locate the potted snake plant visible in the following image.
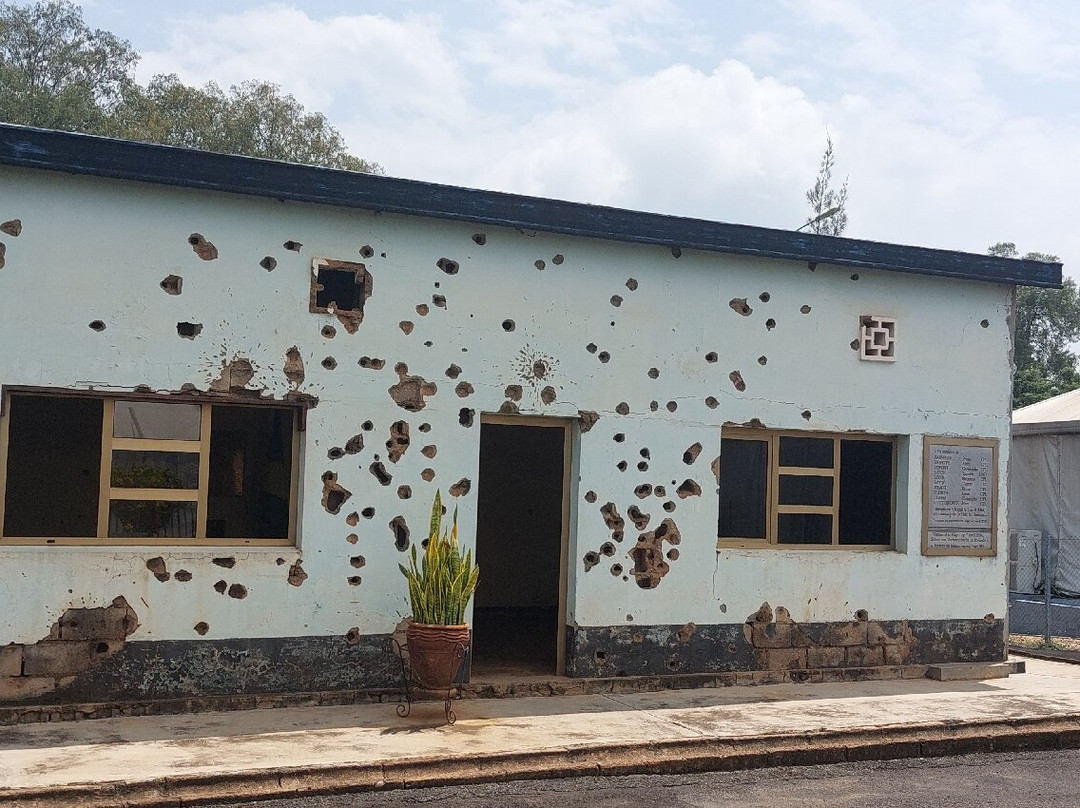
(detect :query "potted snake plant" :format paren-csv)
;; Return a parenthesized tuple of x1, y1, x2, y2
(399, 489, 480, 688)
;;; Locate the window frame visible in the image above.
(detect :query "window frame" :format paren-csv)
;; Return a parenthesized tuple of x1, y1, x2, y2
(717, 427, 897, 551)
(0, 386, 304, 547)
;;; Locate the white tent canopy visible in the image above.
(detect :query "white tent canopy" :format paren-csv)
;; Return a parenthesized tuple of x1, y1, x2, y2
(1011, 390, 1080, 597)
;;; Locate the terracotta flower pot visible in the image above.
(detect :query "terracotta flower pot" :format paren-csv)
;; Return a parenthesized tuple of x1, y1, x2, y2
(407, 622, 470, 689)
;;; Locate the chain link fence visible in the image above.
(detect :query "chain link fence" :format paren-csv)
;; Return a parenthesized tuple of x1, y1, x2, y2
(1009, 531, 1080, 641)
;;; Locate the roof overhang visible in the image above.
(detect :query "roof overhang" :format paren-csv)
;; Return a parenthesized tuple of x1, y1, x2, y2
(0, 123, 1062, 289)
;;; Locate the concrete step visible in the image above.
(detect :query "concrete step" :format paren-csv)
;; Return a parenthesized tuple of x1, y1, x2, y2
(926, 660, 1025, 681)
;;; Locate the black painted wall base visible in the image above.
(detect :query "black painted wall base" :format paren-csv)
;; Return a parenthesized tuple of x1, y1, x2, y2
(4, 617, 1005, 706)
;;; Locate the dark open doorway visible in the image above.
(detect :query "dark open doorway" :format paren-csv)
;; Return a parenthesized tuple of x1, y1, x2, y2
(472, 418, 568, 678)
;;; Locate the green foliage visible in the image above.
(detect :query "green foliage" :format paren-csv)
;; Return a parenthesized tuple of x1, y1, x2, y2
(399, 490, 479, 626)
(804, 133, 849, 236)
(0, 1, 380, 172)
(989, 243, 1078, 408)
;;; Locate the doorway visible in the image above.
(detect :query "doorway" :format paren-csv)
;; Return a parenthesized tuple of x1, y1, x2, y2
(471, 416, 570, 678)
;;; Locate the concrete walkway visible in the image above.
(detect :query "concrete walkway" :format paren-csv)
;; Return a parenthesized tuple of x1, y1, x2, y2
(3, 658, 1080, 807)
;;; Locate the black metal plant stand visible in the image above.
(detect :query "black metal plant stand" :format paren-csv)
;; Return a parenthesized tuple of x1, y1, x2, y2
(393, 636, 471, 724)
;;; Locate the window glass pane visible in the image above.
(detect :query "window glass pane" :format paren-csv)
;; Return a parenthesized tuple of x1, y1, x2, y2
(779, 436, 834, 468)
(113, 400, 201, 440)
(108, 500, 196, 538)
(4, 395, 101, 537)
(718, 438, 768, 539)
(111, 451, 199, 489)
(207, 405, 293, 539)
(777, 513, 832, 544)
(778, 474, 833, 506)
(839, 440, 894, 545)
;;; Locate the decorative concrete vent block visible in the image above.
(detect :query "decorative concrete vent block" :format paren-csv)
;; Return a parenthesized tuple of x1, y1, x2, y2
(859, 315, 897, 362)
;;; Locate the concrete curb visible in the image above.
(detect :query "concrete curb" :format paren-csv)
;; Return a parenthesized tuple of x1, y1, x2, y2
(4, 714, 1080, 808)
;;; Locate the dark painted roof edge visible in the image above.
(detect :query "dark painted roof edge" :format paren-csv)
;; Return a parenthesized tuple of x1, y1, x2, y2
(0, 123, 1062, 288)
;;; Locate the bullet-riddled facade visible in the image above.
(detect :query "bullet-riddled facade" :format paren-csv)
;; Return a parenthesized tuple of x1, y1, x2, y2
(0, 126, 1062, 707)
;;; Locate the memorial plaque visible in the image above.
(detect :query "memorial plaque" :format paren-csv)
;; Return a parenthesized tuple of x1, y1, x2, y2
(922, 438, 997, 556)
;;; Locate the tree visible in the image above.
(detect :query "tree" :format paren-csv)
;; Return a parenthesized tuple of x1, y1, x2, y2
(804, 133, 849, 236)
(0, 1, 380, 172)
(0, 0, 136, 133)
(989, 242, 1080, 408)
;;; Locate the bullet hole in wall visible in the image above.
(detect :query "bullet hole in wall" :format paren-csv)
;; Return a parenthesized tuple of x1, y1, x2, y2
(348, 576, 362, 586)
(177, 322, 202, 339)
(345, 627, 362, 645)
(683, 443, 702, 464)
(663, 501, 676, 512)
(346, 511, 359, 526)
(284, 240, 302, 252)
(611, 564, 623, 576)
(386, 420, 410, 463)
(802, 409, 813, 420)
(654, 485, 666, 497)
(346, 533, 358, 544)
(611, 295, 623, 307)
(328, 447, 345, 460)
(188, 233, 218, 260)
(600, 541, 616, 557)
(322, 356, 338, 370)
(535, 259, 546, 270)
(416, 304, 429, 316)
(729, 298, 752, 316)
(584, 490, 597, 503)
(553, 254, 564, 264)
(345, 434, 364, 454)
(369, 461, 392, 486)
(613, 433, 625, 442)
(634, 484, 653, 499)
(981, 319, 990, 328)
(850, 273, 860, 281)
(541, 386, 557, 404)
(729, 371, 746, 392)
(666, 401, 678, 412)
(502, 319, 516, 332)
(758, 356, 768, 365)
(472, 234, 487, 245)
(759, 292, 771, 303)
(388, 364, 437, 411)
(214, 580, 227, 594)
(616, 402, 630, 415)
(637, 461, 649, 471)
(578, 410, 599, 432)
(671, 247, 682, 258)
(807, 261, 817, 272)
(194, 622, 209, 635)
(175, 570, 192, 582)
(584, 551, 600, 571)
(418, 423, 431, 433)
(421, 468, 435, 482)
(449, 478, 472, 497)
(399, 321, 414, 335)
(283, 346, 305, 387)
(598, 351, 610, 363)
(705, 352, 718, 363)
(321, 471, 352, 514)
(287, 561, 308, 587)
(228, 584, 248, 599)
(459, 408, 475, 427)
(433, 295, 446, 308)
(456, 381, 474, 397)
(505, 384, 523, 401)
(260, 256, 277, 271)
(800, 305, 812, 314)
(617, 461, 628, 471)
(586, 343, 598, 354)
(677, 479, 702, 498)
(146, 557, 169, 582)
(321, 325, 337, 339)
(358, 356, 386, 370)
(398, 485, 412, 500)
(626, 278, 639, 291)
(421, 444, 437, 459)
(89, 320, 106, 332)
(437, 257, 460, 274)
(357, 245, 374, 259)
(705, 397, 719, 409)
(160, 275, 183, 295)
(362, 420, 374, 431)
(765, 318, 776, 330)
(351, 555, 366, 568)
(0, 219, 22, 236)
(628, 505, 650, 531)
(362, 507, 375, 519)
(650, 401, 659, 411)
(212, 557, 235, 568)
(390, 516, 410, 551)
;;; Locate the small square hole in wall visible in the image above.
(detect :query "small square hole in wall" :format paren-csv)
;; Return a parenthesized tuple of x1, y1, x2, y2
(859, 315, 896, 362)
(310, 259, 371, 315)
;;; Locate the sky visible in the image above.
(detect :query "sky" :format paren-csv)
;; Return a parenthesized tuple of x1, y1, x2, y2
(40, 0, 1080, 275)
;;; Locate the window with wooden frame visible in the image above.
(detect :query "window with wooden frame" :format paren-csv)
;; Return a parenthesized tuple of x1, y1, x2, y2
(718, 429, 896, 549)
(0, 389, 300, 545)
